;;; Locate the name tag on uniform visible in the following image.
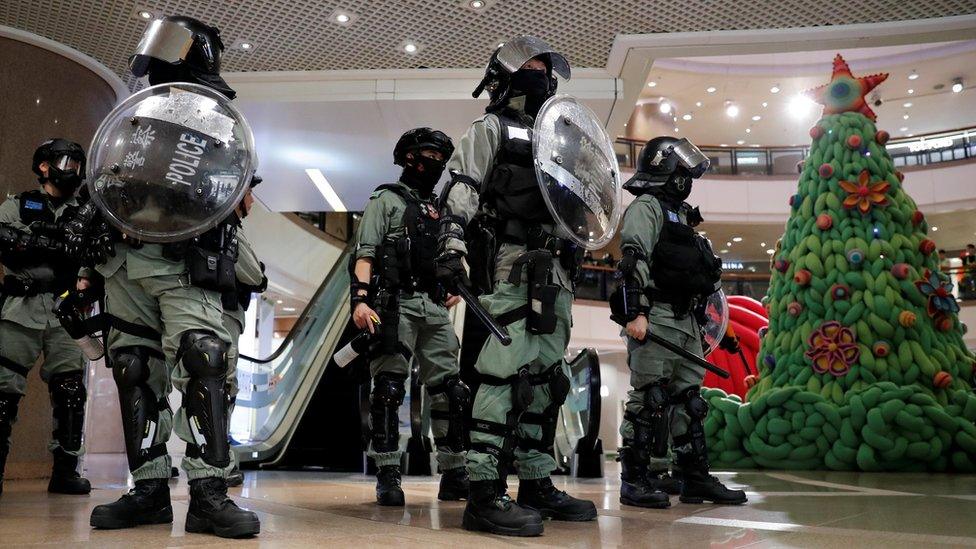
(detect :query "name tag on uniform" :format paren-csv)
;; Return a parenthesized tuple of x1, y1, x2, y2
(24, 200, 44, 210)
(667, 211, 680, 223)
(508, 126, 530, 141)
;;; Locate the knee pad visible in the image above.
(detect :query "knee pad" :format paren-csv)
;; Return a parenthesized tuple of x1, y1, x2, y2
(629, 379, 671, 459)
(109, 346, 168, 471)
(48, 372, 87, 452)
(676, 386, 708, 421)
(370, 373, 406, 452)
(179, 331, 228, 381)
(178, 330, 230, 468)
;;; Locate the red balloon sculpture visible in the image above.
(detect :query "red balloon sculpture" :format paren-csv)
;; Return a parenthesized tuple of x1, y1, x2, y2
(703, 295, 769, 399)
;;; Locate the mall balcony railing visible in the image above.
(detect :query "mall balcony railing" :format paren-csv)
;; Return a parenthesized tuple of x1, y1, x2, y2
(615, 127, 976, 176)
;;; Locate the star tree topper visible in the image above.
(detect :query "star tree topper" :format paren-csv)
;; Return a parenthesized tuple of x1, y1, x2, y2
(805, 54, 889, 121)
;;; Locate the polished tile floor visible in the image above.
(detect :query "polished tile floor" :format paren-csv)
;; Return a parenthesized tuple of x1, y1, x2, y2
(2, 454, 976, 548)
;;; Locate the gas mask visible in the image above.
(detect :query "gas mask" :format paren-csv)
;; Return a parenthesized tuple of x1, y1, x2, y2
(401, 154, 447, 196)
(43, 156, 83, 196)
(510, 68, 551, 117)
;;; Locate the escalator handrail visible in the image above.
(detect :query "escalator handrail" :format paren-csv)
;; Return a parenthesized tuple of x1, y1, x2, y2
(239, 241, 356, 364)
(568, 348, 602, 447)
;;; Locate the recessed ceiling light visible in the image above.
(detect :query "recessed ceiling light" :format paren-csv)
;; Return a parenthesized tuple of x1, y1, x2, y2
(672, 116, 678, 122)
(900, 126, 908, 131)
(903, 114, 910, 120)
(720, 249, 730, 254)
(770, 84, 781, 94)
(903, 102, 913, 108)
(282, 307, 297, 312)
(276, 299, 283, 304)
(907, 133, 914, 137)
(336, 13, 350, 22)
(138, 10, 153, 19)
(404, 42, 418, 53)
(752, 115, 762, 121)
(469, 0, 486, 7)
(35, 97, 40, 105)
(952, 78, 964, 93)
(788, 94, 815, 118)
(732, 236, 743, 242)
(726, 104, 739, 117)
(907, 89, 914, 94)
(932, 226, 939, 231)
(761, 241, 767, 247)
(696, 101, 703, 107)
(766, 249, 775, 255)
(751, 143, 760, 147)
(720, 143, 728, 147)
(673, 127, 679, 132)
(736, 139, 745, 145)
(659, 101, 672, 114)
(647, 81, 657, 87)
(706, 86, 717, 93)
(762, 101, 768, 108)
(745, 128, 752, 133)
(239, 42, 253, 50)
(682, 113, 692, 121)
(908, 70, 919, 80)
(726, 241, 733, 247)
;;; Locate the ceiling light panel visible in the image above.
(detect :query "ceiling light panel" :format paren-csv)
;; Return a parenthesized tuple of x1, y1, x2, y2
(2, 0, 970, 89)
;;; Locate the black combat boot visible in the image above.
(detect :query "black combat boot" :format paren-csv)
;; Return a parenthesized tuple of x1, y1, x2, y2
(517, 477, 598, 521)
(90, 478, 173, 528)
(0, 393, 19, 497)
(185, 477, 260, 538)
(647, 469, 683, 496)
(437, 467, 469, 501)
(675, 447, 747, 505)
(375, 465, 405, 506)
(619, 447, 670, 509)
(48, 448, 91, 494)
(463, 479, 543, 536)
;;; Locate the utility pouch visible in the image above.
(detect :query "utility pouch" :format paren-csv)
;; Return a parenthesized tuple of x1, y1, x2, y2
(510, 250, 558, 335)
(186, 224, 238, 293)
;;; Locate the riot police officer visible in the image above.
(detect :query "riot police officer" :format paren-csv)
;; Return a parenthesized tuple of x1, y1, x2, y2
(0, 139, 91, 496)
(351, 128, 470, 506)
(78, 15, 260, 538)
(611, 136, 747, 507)
(435, 36, 597, 536)
(221, 176, 267, 488)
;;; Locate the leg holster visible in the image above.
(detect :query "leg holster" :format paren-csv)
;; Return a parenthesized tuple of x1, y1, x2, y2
(623, 380, 671, 464)
(672, 386, 709, 469)
(370, 372, 407, 453)
(48, 371, 87, 453)
(470, 366, 534, 479)
(178, 331, 231, 468)
(507, 250, 558, 335)
(111, 346, 169, 471)
(427, 376, 470, 453)
(517, 362, 571, 455)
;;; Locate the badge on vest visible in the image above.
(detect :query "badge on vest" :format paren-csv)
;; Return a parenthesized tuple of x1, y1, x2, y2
(507, 126, 530, 141)
(24, 200, 44, 211)
(667, 210, 680, 223)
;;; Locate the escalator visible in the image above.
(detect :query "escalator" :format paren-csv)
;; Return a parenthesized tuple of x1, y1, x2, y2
(231, 242, 605, 476)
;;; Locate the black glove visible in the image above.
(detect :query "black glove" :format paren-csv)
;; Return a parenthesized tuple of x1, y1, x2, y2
(435, 252, 470, 294)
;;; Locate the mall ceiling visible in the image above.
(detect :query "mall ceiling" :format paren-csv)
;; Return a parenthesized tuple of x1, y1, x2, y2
(628, 42, 976, 146)
(2, 0, 975, 87)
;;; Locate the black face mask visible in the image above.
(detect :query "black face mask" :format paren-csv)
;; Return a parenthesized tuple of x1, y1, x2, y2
(665, 173, 692, 202)
(401, 155, 446, 196)
(509, 68, 550, 117)
(44, 166, 83, 197)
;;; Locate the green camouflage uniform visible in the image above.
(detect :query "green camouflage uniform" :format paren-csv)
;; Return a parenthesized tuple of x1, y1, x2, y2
(356, 182, 464, 471)
(618, 194, 705, 470)
(0, 192, 86, 456)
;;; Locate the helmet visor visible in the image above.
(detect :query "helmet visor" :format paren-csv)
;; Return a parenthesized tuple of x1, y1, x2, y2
(496, 36, 570, 79)
(128, 19, 194, 77)
(671, 139, 710, 178)
(51, 155, 82, 173)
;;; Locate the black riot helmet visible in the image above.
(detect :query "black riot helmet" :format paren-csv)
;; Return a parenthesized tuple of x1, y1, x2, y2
(624, 137, 710, 197)
(32, 138, 86, 195)
(393, 128, 454, 166)
(473, 36, 571, 115)
(394, 128, 455, 196)
(128, 15, 236, 99)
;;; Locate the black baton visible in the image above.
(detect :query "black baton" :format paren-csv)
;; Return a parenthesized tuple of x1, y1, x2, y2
(643, 331, 730, 379)
(455, 282, 512, 346)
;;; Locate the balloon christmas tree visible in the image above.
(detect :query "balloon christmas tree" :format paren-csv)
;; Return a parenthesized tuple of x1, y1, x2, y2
(702, 54, 976, 471)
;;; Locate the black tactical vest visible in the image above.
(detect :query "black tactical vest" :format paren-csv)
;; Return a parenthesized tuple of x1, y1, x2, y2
(374, 184, 441, 296)
(649, 202, 722, 306)
(483, 111, 553, 233)
(3, 190, 81, 295)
